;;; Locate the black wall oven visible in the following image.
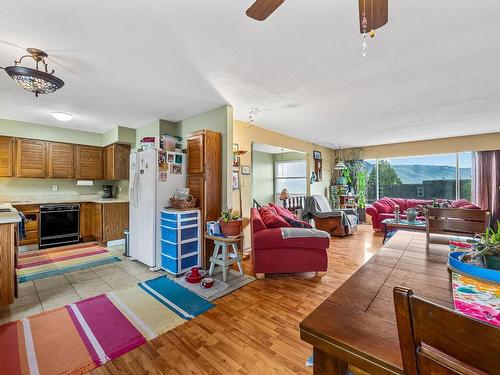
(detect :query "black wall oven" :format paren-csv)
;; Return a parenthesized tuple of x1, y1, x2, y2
(40, 204, 80, 249)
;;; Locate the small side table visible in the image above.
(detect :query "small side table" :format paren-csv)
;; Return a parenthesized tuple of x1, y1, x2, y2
(205, 234, 244, 282)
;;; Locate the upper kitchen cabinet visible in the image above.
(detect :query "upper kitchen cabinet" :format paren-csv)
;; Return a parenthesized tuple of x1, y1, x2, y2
(75, 145, 103, 180)
(104, 143, 130, 180)
(0, 136, 15, 177)
(187, 134, 204, 174)
(15, 138, 47, 178)
(47, 142, 75, 179)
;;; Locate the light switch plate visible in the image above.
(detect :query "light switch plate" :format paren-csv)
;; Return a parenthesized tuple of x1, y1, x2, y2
(52, 184, 58, 191)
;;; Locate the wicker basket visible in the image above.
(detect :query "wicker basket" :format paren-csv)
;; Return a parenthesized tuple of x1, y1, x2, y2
(169, 196, 197, 210)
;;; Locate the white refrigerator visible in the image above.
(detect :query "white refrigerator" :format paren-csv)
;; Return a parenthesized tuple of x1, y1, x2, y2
(129, 149, 187, 269)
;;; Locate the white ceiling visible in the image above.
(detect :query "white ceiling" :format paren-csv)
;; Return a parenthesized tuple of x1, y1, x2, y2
(1, 0, 499, 147)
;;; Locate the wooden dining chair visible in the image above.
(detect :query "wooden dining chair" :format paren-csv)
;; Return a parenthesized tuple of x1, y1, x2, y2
(393, 287, 500, 375)
(425, 208, 490, 250)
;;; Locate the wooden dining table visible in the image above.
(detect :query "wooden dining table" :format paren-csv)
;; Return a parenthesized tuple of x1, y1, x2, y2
(300, 230, 454, 375)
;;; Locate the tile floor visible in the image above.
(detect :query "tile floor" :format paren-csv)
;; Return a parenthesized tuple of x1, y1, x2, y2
(0, 245, 166, 325)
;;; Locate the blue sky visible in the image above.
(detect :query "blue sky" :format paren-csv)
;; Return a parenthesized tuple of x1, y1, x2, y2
(366, 153, 472, 168)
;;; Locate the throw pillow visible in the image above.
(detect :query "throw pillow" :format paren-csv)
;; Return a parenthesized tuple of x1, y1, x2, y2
(282, 216, 312, 229)
(258, 206, 291, 229)
(269, 203, 298, 220)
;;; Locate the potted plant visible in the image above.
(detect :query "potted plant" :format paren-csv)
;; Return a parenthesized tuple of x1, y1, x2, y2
(464, 222, 500, 270)
(218, 208, 242, 237)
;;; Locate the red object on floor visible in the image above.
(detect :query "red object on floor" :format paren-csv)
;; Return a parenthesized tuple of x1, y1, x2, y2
(250, 208, 328, 275)
(366, 197, 480, 231)
(185, 268, 205, 283)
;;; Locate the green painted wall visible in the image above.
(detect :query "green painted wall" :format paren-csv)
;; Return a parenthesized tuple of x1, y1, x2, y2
(253, 151, 275, 206)
(0, 118, 103, 146)
(0, 118, 135, 146)
(0, 178, 129, 199)
(273, 151, 306, 162)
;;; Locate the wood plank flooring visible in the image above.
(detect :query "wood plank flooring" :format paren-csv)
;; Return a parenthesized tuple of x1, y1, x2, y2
(93, 225, 384, 375)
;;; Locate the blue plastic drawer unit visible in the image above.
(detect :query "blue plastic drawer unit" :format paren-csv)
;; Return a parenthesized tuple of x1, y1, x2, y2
(160, 208, 201, 275)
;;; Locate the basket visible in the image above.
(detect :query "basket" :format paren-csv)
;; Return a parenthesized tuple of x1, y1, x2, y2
(170, 196, 197, 210)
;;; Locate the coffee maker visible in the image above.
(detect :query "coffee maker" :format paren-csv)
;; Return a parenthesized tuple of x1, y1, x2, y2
(102, 185, 114, 199)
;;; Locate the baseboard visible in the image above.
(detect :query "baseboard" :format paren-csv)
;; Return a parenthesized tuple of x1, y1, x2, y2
(106, 239, 125, 247)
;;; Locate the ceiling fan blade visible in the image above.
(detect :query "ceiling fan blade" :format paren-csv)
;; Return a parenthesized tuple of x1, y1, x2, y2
(358, 0, 388, 33)
(246, 0, 285, 21)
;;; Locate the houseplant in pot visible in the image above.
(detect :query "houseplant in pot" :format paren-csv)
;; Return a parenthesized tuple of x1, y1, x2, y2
(464, 222, 500, 270)
(218, 208, 242, 237)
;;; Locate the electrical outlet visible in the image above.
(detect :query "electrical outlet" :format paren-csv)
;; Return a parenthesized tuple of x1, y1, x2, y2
(52, 184, 58, 192)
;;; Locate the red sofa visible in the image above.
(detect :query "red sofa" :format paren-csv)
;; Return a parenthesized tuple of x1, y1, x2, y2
(250, 208, 329, 278)
(366, 197, 480, 231)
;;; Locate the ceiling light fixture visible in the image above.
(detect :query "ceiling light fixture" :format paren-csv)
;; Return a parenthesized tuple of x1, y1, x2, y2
(2, 48, 64, 97)
(51, 111, 72, 121)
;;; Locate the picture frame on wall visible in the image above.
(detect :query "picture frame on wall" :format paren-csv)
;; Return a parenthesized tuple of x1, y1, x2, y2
(232, 171, 240, 190)
(241, 165, 251, 175)
(313, 150, 322, 160)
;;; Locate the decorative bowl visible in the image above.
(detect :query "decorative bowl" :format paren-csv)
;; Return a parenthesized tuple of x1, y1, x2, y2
(201, 278, 215, 289)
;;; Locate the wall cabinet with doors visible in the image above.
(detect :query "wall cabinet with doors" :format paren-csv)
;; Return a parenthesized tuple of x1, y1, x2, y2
(0, 136, 130, 180)
(104, 143, 130, 180)
(15, 138, 47, 178)
(47, 142, 75, 179)
(75, 145, 104, 180)
(0, 136, 14, 177)
(186, 129, 222, 268)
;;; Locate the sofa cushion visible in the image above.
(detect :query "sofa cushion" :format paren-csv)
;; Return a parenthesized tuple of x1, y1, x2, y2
(269, 203, 297, 220)
(372, 198, 395, 214)
(258, 206, 291, 229)
(253, 228, 329, 250)
(250, 208, 267, 232)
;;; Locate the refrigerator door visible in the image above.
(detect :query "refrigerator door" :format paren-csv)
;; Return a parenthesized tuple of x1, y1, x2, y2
(155, 151, 188, 267)
(129, 149, 157, 267)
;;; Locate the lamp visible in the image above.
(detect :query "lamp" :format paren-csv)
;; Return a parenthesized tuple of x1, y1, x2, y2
(334, 160, 346, 170)
(3, 48, 64, 97)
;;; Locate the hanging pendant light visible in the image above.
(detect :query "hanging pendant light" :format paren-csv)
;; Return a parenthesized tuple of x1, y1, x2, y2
(3, 48, 64, 97)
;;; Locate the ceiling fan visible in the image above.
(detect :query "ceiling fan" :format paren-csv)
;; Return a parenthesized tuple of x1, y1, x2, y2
(246, 0, 388, 34)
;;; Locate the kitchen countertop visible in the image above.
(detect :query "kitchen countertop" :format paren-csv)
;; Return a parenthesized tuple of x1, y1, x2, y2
(0, 204, 21, 224)
(3, 197, 129, 206)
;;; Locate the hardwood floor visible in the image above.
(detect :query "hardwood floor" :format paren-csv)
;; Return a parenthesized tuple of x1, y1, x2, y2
(93, 225, 384, 375)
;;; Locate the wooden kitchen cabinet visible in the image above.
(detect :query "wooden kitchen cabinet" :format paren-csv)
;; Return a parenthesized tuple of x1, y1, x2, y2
(47, 142, 75, 179)
(104, 143, 130, 180)
(91, 203, 103, 243)
(0, 136, 15, 177)
(13, 204, 40, 246)
(15, 138, 47, 178)
(75, 145, 104, 180)
(0, 223, 17, 305)
(79, 202, 94, 242)
(102, 202, 128, 242)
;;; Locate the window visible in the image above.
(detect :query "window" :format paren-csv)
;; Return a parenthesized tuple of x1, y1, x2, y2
(274, 160, 307, 202)
(365, 159, 377, 204)
(366, 152, 474, 202)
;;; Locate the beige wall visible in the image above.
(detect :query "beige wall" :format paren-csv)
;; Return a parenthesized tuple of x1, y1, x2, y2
(233, 119, 333, 249)
(362, 132, 500, 159)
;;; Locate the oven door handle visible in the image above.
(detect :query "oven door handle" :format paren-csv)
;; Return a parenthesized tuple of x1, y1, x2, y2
(41, 209, 80, 214)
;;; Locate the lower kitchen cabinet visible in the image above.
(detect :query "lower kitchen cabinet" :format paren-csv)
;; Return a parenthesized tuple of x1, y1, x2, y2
(80, 202, 128, 244)
(12, 204, 40, 246)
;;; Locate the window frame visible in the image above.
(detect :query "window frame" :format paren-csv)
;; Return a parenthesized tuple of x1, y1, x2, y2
(274, 159, 307, 201)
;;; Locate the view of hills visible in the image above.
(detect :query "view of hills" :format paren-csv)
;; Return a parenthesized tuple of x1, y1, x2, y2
(364, 162, 471, 184)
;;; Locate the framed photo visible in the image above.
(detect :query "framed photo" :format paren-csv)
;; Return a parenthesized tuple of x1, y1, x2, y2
(175, 154, 182, 164)
(167, 153, 174, 163)
(232, 171, 240, 190)
(241, 165, 251, 175)
(313, 150, 322, 160)
(170, 164, 182, 175)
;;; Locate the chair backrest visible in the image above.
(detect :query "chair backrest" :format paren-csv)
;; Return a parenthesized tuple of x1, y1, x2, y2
(310, 195, 332, 213)
(393, 287, 500, 375)
(425, 207, 490, 237)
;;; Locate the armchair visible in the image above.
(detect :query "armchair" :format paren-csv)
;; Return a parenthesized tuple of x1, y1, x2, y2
(302, 195, 358, 237)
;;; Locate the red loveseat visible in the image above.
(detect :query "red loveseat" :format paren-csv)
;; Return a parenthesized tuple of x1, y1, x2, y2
(250, 208, 329, 279)
(366, 197, 480, 231)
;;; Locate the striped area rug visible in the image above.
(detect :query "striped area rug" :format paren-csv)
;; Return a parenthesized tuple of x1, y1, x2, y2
(0, 276, 214, 375)
(17, 243, 121, 283)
